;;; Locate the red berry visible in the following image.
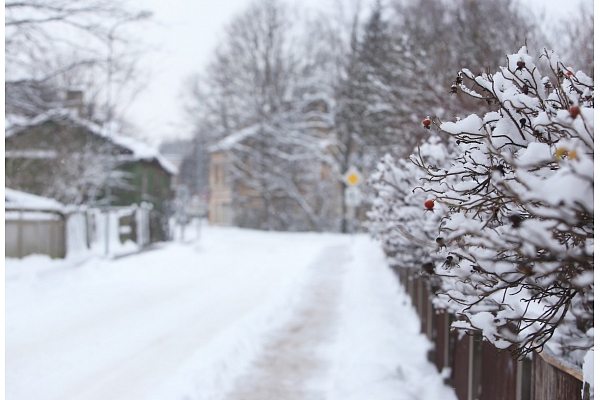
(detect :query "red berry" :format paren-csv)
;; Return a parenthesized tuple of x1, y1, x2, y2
(566, 71, 573, 77)
(424, 199, 435, 210)
(516, 60, 525, 69)
(423, 119, 431, 126)
(569, 105, 580, 118)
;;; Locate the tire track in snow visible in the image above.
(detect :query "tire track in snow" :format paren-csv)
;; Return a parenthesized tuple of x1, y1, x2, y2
(223, 244, 350, 400)
(49, 256, 308, 400)
(6, 236, 326, 400)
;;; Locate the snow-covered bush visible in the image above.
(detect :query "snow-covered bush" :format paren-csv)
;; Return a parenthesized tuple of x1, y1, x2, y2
(367, 136, 452, 273)
(370, 47, 593, 366)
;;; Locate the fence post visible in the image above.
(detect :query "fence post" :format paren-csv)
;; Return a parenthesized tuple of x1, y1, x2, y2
(444, 311, 451, 370)
(532, 351, 584, 400)
(516, 356, 532, 400)
(468, 335, 474, 400)
(17, 209, 23, 258)
(426, 285, 433, 339)
(59, 213, 66, 258)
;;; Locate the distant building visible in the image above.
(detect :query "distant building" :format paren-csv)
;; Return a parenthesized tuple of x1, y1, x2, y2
(5, 106, 178, 241)
(158, 138, 195, 191)
(208, 150, 233, 226)
(207, 98, 342, 230)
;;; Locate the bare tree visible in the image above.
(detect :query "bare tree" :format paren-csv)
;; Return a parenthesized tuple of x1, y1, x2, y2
(387, 0, 545, 117)
(556, 2, 594, 77)
(187, 0, 340, 231)
(5, 0, 151, 124)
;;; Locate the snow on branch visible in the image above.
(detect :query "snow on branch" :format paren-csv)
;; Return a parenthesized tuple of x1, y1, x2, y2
(368, 47, 593, 367)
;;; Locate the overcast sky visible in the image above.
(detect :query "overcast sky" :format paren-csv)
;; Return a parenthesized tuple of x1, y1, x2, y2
(124, 0, 591, 146)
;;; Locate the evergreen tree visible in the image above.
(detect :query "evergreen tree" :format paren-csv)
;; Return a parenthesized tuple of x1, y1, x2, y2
(357, 0, 407, 159)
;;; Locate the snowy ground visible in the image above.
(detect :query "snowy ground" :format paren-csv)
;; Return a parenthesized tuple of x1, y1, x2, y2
(5, 225, 456, 400)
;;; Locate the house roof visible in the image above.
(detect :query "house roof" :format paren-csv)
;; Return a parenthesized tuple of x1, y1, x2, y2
(5, 109, 179, 175)
(208, 124, 260, 153)
(5, 187, 65, 212)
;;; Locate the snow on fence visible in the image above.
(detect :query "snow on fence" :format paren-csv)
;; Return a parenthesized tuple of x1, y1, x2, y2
(397, 268, 588, 400)
(5, 210, 67, 259)
(86, 204, 153, 255)
(5, 189, 155, 259)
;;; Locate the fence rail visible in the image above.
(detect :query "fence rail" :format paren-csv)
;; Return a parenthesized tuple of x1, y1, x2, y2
(397, 268, 587, 400)
(5, 205, 156, 259)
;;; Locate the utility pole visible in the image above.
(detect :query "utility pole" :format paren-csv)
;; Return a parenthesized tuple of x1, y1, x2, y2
(103, 11, 152, 257)
(196, 135, 203, 241)
(103, 22, 116, 257)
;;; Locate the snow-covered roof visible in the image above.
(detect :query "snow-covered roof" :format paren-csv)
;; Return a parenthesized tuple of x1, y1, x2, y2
(209, 124, 260, 153)
(109, 134, 179, 175)
(6, 109, 179, 175)
(5, 188, 65, 212)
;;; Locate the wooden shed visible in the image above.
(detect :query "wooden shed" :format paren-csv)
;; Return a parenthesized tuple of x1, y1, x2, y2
(5, 188, 68, 259)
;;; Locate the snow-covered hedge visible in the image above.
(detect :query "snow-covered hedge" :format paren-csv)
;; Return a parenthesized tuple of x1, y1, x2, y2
(368, 47, 593, 367)
(366, 137, 453, 273)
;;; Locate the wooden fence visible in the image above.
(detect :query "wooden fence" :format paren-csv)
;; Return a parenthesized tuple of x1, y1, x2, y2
(5, 206, 155, 259)
(5, 210, 66, 258)
(398, 268, 588, 400)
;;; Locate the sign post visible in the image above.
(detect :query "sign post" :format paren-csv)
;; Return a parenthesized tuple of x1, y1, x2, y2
(343, 166, 363, 233)
(187, 193, 208, 242)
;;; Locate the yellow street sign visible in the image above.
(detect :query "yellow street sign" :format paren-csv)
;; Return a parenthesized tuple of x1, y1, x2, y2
(347, 173, 359, 185)
(343, 166, 362, 186)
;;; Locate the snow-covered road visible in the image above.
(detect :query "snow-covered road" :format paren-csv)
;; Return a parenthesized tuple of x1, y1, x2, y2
(224, 244, 349, 400)
(6, 226, 456, 400)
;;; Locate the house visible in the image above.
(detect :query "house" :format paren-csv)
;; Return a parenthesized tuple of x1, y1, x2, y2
(5, 105, 178, 241)
(207, 126, 259, 226)
(208, 151, 231, 225)
(206, 97, 342, 231)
